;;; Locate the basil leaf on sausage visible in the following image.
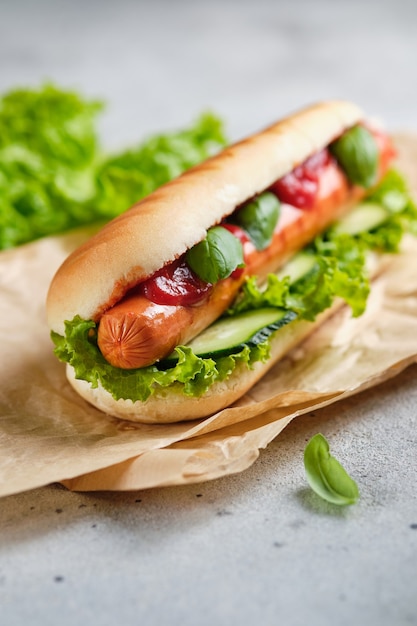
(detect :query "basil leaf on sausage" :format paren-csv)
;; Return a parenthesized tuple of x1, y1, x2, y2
(186, 226, 244, 283)
(234, 191, 280, 250)
(330, 125, 378, 189)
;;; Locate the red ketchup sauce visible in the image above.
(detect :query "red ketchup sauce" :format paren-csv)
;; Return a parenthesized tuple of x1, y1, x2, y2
(270, 149, 333, 209)
(140, 225, 255, 306)
(140, 259, 212, 306)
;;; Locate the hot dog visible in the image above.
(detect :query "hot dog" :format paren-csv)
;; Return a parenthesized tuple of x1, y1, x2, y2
(47, 101, 409, 424)
(96, 154, 354, 369)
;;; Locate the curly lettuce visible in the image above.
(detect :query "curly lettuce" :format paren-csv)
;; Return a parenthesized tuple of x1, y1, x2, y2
(51, 317, 270, 402)
(230, 169, 417, 321)
(0, 84, 102, 248)
(92, 112, 226, 218)
(229, 235, 369, 321)
(0, 84, 227, 249)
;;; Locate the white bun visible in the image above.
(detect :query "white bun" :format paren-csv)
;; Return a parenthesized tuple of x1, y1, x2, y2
(46, 100, 363, 335)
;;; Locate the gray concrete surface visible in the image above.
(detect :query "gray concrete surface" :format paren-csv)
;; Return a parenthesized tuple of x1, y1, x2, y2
(1, 1, 416, 624)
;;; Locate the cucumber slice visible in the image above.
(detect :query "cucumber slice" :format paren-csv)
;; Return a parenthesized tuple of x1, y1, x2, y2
(173, 308, 297, 359)
(277, 251, 318, 283)
(333, 202, 390, 236)
(163, 253, 315, 363)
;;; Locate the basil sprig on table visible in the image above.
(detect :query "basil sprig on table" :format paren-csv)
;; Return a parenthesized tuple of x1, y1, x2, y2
(304, 434, 360, 506)
(234, 191, 280, 250)
(330, 125, 378, 189)
(186, 226, 244, 283)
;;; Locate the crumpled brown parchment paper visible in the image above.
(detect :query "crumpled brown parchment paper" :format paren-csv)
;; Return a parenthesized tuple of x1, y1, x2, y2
(0, 134, 416, 498)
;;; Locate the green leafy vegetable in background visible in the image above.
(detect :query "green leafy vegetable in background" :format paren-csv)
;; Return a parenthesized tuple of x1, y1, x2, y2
(93, 112, 226, 218)
(0, 84, 227, 249)
(304, 433, 360, 505)
(0, 84, 102, 249)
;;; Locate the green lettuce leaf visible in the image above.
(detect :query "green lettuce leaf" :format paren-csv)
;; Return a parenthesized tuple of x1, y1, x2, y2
(92, 112, 227, 218)
(229, 235, 369, 321)
(0, 84, 102, 248)
(0, 85, 227, 249)
(52, 317, 270, 402)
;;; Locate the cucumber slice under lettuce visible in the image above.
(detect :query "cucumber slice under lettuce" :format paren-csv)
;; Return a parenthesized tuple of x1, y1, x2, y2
(170, 308, 297, 360)
(333, 202, 390, 236)
(276, 250, 318, 283)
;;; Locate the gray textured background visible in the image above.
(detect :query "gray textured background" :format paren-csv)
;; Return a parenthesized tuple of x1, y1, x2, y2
(1, 1, 417, 625)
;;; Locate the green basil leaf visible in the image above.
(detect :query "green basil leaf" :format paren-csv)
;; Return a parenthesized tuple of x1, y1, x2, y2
(304, 433, 359, 506)
(330, 125, 378, 189)
(234, 191, 280, 250)
(186, 226, 244, 283)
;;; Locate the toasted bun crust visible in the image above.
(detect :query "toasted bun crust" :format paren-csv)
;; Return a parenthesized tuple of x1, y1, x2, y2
(46, 100, 362, 335)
